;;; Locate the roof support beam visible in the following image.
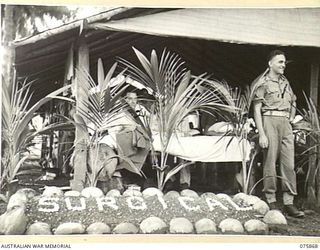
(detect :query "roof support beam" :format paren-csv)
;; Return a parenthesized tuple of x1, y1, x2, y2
(310, 63, 319, 105)
(70, 37, 89, 191)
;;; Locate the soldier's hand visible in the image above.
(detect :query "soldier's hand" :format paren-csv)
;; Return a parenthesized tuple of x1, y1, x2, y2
(259, 134, 269, 148)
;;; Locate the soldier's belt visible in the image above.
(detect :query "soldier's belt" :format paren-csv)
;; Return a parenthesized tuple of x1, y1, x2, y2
(263, 110, 290, 118)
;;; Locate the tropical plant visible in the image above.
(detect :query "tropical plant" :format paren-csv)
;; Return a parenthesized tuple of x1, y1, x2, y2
(295, 93, 320, 207)
(1, 72, 72, 196)
(119, 48, 237, 191)
(72, 59, 144, 187)
(219, 84, 260, 194)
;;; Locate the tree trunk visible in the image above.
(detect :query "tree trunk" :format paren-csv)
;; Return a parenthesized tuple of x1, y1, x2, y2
(2, 5, 15, 91)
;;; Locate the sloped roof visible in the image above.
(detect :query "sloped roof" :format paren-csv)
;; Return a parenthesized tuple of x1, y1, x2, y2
(12, 7, 320, 104)
(90, 8, 320, 47)
(14, 7, 320, 49)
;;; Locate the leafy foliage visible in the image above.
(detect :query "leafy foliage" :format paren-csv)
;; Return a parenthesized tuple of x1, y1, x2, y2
(1, 73, 72, 193)
(219, 84, 260, 194)
(295, 93, 320, 206)
(72, 59, 144, 186)
(2, 5, 76, 39)
(119, 48, 238, 190)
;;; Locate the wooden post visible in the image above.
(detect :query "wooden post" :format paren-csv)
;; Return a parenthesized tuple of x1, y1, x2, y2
(307, 62, 320, 207)
(310, 63, 319, 105)
(70, 37, 90, 191)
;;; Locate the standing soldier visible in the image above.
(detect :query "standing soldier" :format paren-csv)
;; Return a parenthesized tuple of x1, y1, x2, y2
(253, 50, 304, 218)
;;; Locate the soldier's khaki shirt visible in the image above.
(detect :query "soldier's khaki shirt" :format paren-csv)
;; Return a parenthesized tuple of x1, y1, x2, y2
(253, 73, 296, 113)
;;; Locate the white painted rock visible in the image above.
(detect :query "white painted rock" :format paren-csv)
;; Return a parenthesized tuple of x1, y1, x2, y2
(26, 222, 52, 235)
(106, 189, 122, 197)
(218, 218, 244, 234)
(244, 219, 268, 234)
(142, 188, 163, 198)
(164, 191, 180, 199)
(200, 192, 217, 199)
(86, 222, 111, 234)
(253, 200, 270, 215)
(169, 218, 194, 234)
(0, 207, 27, 235)
(263, 210, 287, 225)
(180, 189, 199, 198)
(16, 188, 37, 200)
(112, 223, 139, 234)
(140, 216, 167, 234)
(42, 186, 63, 197)
(232, 193, 248, 204)
(216, 193, 231, 200)
(243, 195, 261, 206)
(81, 187, 104, 198)
(64, 191, 81, 197)
(54, 223, 85, 235)
(122, 189, 142, 197)
(7, 192, 27, 211)
(195, 218, 217, 234)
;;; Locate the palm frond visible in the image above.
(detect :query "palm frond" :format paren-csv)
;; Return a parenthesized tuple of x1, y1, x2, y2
(118, 48, 243, 190)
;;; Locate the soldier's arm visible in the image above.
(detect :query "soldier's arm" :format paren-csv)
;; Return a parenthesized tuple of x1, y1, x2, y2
(254, 102, 268, 148)
(287, 82, 297, 122)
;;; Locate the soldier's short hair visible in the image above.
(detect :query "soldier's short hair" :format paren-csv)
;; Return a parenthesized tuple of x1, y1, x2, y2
(268, 50, 286, 62)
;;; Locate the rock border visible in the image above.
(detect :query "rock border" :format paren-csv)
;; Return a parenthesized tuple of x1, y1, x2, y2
(0, 187, 290, 235)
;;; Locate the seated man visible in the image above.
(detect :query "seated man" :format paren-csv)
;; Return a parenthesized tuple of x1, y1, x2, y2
(84, 87, 151, 191)
(115, 89, 151, 172)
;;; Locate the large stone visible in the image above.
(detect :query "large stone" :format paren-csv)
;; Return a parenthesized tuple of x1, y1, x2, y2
(106, 189, 122, 197)
(0, 207, 27, 235)
(180, 189, 199, 198)
(216, 193, 231, 201)
(169, 218, 194, 234)
(195, 218, 217, 234)
(200, 192, 217, 199)
(140, 216, 167, 234)
(232, 193, 248, 205)
(42, 186, 63, 197)
(86, 222, 111, 234)
(164, 191, 180, 199)
(54, 223, 85, 235)
(16, 188, 37, 200)
(112, 223, 139, 234)
(7, 192, 27, 211)
(122, 189, 142, 197)
(253, 200, 270, 215)
(263, 210, 287, 225)
(26, 222, 52, 235)
(218, 218, 244, 234)
(142, 188, 163, 198)
(244, 219, 268, 235)
(64, 191, 81, 197)
(243, 195, 261, 206)
(81, 187, 104, 198)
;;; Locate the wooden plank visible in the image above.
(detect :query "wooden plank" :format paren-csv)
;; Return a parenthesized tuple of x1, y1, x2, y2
(70, 38, 89, 191)
(310, 63, 319, 105)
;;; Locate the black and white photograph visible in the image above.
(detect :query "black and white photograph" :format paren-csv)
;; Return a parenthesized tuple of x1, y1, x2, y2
(0, 2, 320, 245)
